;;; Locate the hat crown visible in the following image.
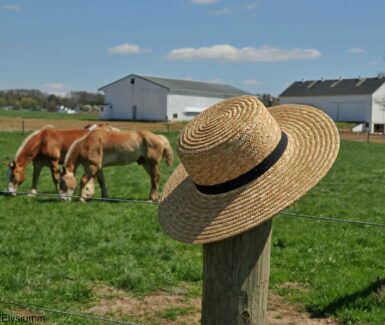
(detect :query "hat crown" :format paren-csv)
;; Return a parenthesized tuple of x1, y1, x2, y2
(177, 96, 282, 186)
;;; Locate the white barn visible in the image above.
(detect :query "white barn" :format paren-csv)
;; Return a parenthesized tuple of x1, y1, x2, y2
(98, 74, 249, 121)
(280, 77, 385, 133)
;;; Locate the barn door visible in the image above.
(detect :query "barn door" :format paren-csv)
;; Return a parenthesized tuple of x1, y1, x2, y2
(132, 105, 137, 120)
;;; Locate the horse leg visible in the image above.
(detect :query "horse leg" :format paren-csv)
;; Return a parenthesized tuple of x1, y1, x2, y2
(143, 161, 160, 202)
(96, 169, 109, 198)
(50, 160, 61, 192)
(29, 162, 43, 196)
(79, 165, 97, 202)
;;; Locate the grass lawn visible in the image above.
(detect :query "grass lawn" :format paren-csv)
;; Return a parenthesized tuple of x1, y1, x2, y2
(0, 109, 98, 121)
(1, 131, 385, 324)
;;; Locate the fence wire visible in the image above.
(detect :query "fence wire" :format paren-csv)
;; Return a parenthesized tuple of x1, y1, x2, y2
(1, 190, 385, 229)
(0, 299, 141, 325)
(0, 190, 157, 204)
(279, 211, 385, 228)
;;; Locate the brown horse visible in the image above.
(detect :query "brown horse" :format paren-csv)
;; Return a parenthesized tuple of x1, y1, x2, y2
(59, 129, 174, 202)
(7, 124, 118, 195)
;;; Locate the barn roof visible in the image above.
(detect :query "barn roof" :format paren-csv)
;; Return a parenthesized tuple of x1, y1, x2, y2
(99, 74, 250, 97)
(280, 77, 385, 97)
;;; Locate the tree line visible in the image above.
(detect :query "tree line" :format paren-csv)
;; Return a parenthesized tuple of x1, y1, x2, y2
(0, 88, 279, 113)
(0, 89, 104, 112)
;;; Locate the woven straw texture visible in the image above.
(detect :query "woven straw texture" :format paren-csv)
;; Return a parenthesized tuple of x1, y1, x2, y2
(159, 96, 340, 244)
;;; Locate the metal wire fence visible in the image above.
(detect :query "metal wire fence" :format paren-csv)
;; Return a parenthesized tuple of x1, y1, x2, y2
(1, 190, 385, 228)
(0, 190, 157, 204)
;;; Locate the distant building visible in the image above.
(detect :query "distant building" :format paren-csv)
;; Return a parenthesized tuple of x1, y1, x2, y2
(280, 76, 385, 133)
(98, 74, 249, 121)
(57, 106, 77, 114)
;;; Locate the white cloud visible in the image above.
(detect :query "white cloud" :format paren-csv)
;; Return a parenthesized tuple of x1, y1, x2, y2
(165, 44, 322, 63)
(191, 0, 219, 4)
(211, 1, 260, 15)
(41, 83, 69, 97)
(243, 2, 259, 10)
(1, 4, 21, 11)
(211, 8, 232, 15)
(348, 48, 365, 54)
(242, 79, 262, 86)
(108, 43, 151, 55)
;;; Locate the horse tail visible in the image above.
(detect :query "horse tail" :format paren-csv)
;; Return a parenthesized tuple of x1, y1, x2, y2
(157, 135, 174, 166)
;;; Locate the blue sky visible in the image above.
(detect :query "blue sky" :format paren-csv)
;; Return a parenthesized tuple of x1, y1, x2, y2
(1, 0, 384, 96)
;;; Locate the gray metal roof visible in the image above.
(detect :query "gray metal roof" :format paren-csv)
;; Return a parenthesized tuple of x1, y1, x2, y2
(99, 74, 250, 96)
(280, 77, 385, 97)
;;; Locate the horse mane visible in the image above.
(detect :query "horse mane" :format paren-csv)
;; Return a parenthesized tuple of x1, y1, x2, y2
(84, 123, 100, 130)
(14, 125, 55, 161)
(85, 123, 121, 132)
(64, 132, 89, 167)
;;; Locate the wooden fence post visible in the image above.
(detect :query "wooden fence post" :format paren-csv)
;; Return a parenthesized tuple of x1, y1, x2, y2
(202, 219, 272, 325)
(21, 120, 25, 136)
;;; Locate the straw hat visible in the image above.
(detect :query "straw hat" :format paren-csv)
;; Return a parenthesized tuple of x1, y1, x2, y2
(159, 96, 339, 244)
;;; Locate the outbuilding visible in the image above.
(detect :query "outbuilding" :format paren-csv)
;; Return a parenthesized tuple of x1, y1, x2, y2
(98, 74, 249, 121)
(279, 76, 385, 133)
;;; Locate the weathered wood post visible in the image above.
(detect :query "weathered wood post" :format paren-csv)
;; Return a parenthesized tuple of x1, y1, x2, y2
(21, 120, 25, 136)
(202, 219, 272, 325)
(158, 96, 340, 325)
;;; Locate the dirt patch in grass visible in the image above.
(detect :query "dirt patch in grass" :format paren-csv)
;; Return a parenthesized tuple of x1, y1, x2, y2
(339, 131, 385, 143)
(6, 308, 45, 319)
(268, 294, 337, 325)
(87, 284, 338, 325)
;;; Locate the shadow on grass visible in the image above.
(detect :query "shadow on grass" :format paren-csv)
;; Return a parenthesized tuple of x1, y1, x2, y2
(33, 197, 63, 204)
(309, 278, 385, 318)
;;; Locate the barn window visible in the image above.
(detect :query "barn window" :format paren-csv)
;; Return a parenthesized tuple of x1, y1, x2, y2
(173, 113, 178, 119)
(131, 78, 135, 84)
(374, 124, 384, 133)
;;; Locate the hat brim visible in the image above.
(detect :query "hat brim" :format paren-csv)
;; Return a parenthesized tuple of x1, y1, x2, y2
(159, 104, 340, 244)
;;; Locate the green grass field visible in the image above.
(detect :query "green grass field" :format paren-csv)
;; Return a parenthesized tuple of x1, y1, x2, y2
(0, 109, 98, 121)
(1, 131, 385, 324)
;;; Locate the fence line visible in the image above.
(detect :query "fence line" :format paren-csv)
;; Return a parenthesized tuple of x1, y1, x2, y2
(2, 190, 385, 229)
(0, 299, 141, 325)
(279, 211, 385, 228)
(0, 190, 157, 204)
